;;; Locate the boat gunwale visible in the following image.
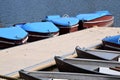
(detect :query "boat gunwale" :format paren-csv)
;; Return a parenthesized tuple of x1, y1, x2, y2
(19, 70, 120, 79)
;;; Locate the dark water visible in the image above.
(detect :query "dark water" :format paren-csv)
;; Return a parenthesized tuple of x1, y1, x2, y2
(0, 0, 120, 27)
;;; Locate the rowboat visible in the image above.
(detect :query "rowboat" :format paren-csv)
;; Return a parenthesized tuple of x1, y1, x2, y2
(55, 56, 120, 76)
(75, 46, 120, 61)
(45, 15, 79, 35)
(102, 35, 120, 51)
(76, 10, 114, 29)
(19, 70, 120, 80)
(15, 22, 59, 42)
(0, 26, 28, 49)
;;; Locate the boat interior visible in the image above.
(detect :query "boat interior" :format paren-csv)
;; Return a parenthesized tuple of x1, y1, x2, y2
(62, 57, 120, 75)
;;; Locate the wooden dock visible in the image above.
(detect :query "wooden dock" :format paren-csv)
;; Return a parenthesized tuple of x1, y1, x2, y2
(0, 27, 120, 77)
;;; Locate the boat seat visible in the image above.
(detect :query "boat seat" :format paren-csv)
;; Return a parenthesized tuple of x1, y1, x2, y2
(98, 67, 120, 75)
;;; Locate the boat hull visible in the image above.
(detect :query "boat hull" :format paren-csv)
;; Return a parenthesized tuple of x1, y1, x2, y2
(56, 24, 79, 35)
(55, 56, 102, 74)
(102, 40, 120, 51)
(19, 70, 120, 80)
(27, 31, 59, 42)
(0, 35, 28, 49)
(79, 15, 114, 29)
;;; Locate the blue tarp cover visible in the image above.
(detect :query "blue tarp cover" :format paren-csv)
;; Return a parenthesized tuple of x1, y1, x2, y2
(76, 10, 111, 21)
(47, 16, 79, 26)
(0, 26, 28, 40)
(46, 15, 61, 21)
(51, 17, 79, 26)
(22, 22, 59, 33)
(102, 35, 120, 44)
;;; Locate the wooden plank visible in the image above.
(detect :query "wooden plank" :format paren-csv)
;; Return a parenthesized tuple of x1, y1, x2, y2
(0, 27, 120, 77)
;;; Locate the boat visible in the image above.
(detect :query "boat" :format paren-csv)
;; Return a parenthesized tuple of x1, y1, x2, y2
(15, 22, 59, 42)
(102, 35, 120, 51)
(76, 46, 120, 61)
(55, 56, 120, 76)
(76, 10, 114, 29)
(0, 26, 28, 49)
(19, 70, 120, 80)
(45, 15, 79, 35)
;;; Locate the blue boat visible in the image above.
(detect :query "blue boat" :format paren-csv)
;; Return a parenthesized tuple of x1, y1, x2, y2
(102, 35, 120, 51)
(45, 15, 79, 35)
(16, 22, 59, 42)
(76, 10, 114, 29)
(0, 26, 28, 48)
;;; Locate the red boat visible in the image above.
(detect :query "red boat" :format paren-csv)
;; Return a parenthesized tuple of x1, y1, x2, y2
(83, 15, 114, 28)
(76, 10, 114, 29)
